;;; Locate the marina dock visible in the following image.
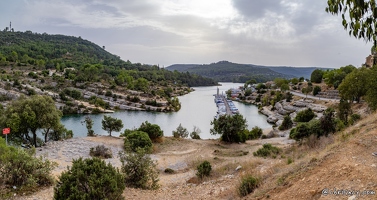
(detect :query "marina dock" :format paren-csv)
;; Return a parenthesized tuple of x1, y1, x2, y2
(214, 87, 239, 118)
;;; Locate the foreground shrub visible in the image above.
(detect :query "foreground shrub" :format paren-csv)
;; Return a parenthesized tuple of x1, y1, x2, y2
(90, 145, 113, 159)
(238, 175, 261, 197)
(253, 144, 281, 158)
(0, 138, 56, 192)
(54, 157, 125, 200)
(349, 113, 361, 125)
(196, 160, 212, 179)
(124, 131, 153, 153)
(138, 121, 164, 142)
(120, 149, 159, 190)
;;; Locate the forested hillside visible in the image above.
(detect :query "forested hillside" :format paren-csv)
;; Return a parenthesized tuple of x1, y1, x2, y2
(167, 61, 295, 83)
(0, 31, 216, 87)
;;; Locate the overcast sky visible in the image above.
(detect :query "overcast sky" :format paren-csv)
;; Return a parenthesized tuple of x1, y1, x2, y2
(0, 0, 372, 68)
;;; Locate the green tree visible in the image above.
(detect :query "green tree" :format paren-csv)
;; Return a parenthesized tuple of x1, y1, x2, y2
(137, 121, 164, 142)
(172, 123, 189, 138)
(54, 157, 125, 200)
(313, 85, 321, 96)
(291, 78, 299, 85)
(310, 69, 324, 83)
(210, 114, 247, 143)
(294, 108, 315, 122)
(326, 0, 377, 46)
(320, 108, 336, 136)
(365, 67, 377, 110)
(102, 115, 124, 136)
(3, 95, 64, 146)
(338, 67, 369, 103)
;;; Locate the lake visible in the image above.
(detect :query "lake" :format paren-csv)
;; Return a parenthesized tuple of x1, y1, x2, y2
(61, 82, 272, 139)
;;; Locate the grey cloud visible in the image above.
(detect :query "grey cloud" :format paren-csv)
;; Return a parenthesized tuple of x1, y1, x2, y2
(231, 0, 283, 18)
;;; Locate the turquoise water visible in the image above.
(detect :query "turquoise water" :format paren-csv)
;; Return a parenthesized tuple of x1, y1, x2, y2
(61, 83, 272, 139)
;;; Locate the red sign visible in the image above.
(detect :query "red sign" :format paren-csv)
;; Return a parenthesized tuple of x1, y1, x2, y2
(2, 128, 10, 135)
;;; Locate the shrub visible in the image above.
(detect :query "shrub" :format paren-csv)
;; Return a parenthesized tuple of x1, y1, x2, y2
(138, 121, 164, 142)
(54, 157, 125, 200)
(253, 144, 281, 158)
(190, 126, 201, 139)
(313, 86, 321, 96)
(349, 113, 361, 125)
(120, 149, 159, 190)
(196, 160, 212, 179)
(124, 131, 153, 153)
(172, 123, 189, 138)
(238, 175, 260, 197)
(90, 145, 113, 159)
(294, 108, 315, 122)
(279, 115, 293, 130)
(164, 168, 175, 174)
(0, 139, 56, 192)
(247, 126, 263, 140)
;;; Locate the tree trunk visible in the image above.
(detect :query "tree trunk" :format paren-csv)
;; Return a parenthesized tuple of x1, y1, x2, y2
(44, 128, 50, 143)
(32, 129, 37, 147)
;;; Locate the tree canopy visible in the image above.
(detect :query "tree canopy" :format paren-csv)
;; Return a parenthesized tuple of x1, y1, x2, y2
(326, 0, 377, 46)
(210, 114, 247, 143)
(1, 95, 65, 147)
(102, 115, 123, 136)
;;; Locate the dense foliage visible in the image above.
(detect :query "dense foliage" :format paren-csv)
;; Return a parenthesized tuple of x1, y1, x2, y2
(294, 108, 315, 123)
(54, 157, 125, 200)
(101, 115, 123, 136)
(137, 121, 164, 142)
(120, 149, 159, 190)
(310, 69, 324, 83)
(246, 126, 263, 140)
(326, 0, 377, 45)
(124, 131, 153, 153)
(210, 114, 247, 143)
(0, 138, 56, 193)
(0, 95, 68, 147)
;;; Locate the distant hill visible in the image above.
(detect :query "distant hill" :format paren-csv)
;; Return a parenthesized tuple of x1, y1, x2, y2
(167, 61, 333, 82)
(267, 66, 333, 79)
(167, 61, 295, 83)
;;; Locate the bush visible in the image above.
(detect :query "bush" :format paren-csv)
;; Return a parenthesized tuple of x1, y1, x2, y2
(172, 123, 189, 138)
(164, 168, 175, 174)
(190, 126, 201, 139)
(313, 86, 321, 96)
(294, 108, 315, 122)
(90, 145, 113, 159)
(279, 115, 293, 130)
(253, 144, 281, 158)
(196, 161, 212, 179)
(124, 131, 153, 153)
(289, 119, 322, 141)
(54, 157, 125, 200)
(238, 175, 260, 197)
(120, 149, 159, 190)
(0, 139, 56, 192)
(247, 126, 263, 140)
(138, 121, 164, 142)
(349, 114, 361, 125)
